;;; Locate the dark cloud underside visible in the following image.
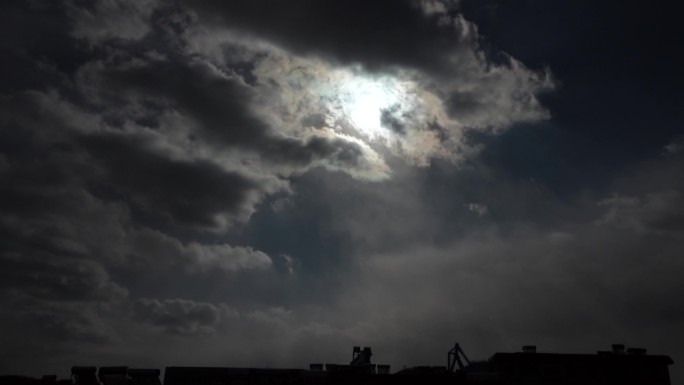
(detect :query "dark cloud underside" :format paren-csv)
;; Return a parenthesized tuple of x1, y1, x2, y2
(0, 0, 683, 383)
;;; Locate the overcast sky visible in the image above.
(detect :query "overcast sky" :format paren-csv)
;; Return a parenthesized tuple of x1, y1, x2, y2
(1, 0, 683, 382)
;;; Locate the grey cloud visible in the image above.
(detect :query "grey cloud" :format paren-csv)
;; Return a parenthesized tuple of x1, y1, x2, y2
(0, 78, 281, 355)
(4, 0, 681, 381)
(186, 243, 272, 272)
(80, 54, 384, 178)
(416, 0, 460, 18)
(6, 0, 555, 183)
(67, 0, 161, 44)
(133, 298, 223, 335)
(601, 151, 684, 233)
(260, 136, 367, 171)
(1, 87, 287, 232)
(280, 154, 684, 366)
(91, 58, 271, 146)
(596, 191, 684, 236)
(7, 301, 117, 344)
(0, 87, 276, 266)
(184, 0, 553, 131)
(64, 0, 553, 177)
(464, 202, 488, 216)
(80, 132, 267, 230)
(129, 227, 272, 272)
(300, 114, 327, 130)
(441, 59, 554, 130)
(380, 106, 406, 135)
(284, 198, 684, 368)
(0, 252, 127, 302)
(185, 0, 475, 74)
(104, 302, 356, 370)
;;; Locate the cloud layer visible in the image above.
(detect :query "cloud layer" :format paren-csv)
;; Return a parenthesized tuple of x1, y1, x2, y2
(0, 0, 682, 382)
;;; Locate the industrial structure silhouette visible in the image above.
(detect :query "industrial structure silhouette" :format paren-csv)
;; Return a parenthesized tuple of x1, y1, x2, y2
(0, 344, 673, 385)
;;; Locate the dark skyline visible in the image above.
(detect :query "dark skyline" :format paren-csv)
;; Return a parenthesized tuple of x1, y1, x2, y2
(1, 0, 682, 383)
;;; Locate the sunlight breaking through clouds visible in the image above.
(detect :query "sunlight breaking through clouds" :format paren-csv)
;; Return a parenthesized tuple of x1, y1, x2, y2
(3, 0, 684, 381)
(252, 54, 469, 174)
(333, 72, 412, 140)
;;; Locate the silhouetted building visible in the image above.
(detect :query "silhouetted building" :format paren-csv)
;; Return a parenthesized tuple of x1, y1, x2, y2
(163, 367, 305, 385)
(98, 367, 127, 385)
(0, 376, 43, 385)
(488, 346, 673, 385)
(1, 343, 673, 385)
(162, 344, 672, 385)
(322, 346, 384, 375)
(127, 370, 160, 385)
(71, 367, 98, 385)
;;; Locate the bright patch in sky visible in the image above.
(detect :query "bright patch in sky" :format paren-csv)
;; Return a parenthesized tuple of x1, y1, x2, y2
(256, 56, 461, 170)
(340, 77, 398, 138)
(323, 70, 416, 141)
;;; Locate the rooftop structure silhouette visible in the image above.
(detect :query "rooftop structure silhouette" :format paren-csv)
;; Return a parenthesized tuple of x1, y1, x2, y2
(0, 343, 673, 385)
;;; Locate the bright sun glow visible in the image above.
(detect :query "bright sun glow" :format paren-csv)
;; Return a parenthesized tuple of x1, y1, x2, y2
(344, 80, 395, 136)
(329, 73, 411, 140)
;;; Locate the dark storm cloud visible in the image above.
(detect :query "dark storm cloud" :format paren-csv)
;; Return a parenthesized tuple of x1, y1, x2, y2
(0, 88, 271, 232)
(380, 106, 406, 135)
(259, 135, 367, 169)
(93, 58, 272, 145)
(187, 0, 467, 74)
(80, 133, 261, 230)
(1, 0, 682, 382)
(0, 1, 281, 356)
(0, 0, 382, 321)
(81, 54, 377, 175)
(184, 0, 552, 132)
(0, 252, 126, 302)
(0, 1, 87, 94)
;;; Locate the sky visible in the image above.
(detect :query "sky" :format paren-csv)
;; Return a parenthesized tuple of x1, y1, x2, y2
(1, 0, 683, 382)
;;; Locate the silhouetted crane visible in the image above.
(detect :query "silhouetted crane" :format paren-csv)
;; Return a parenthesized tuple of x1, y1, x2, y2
(447, 343, 470, 372)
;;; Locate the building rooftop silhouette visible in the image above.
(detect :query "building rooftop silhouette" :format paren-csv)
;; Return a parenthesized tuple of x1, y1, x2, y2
(0, 344, 673, 385)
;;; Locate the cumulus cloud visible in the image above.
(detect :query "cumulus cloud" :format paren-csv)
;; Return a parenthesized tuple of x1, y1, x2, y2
(26, 0, 554, 195)
(0, 70, 277, 351)
(129, 227, 273, 272)
(181, 4, 553, 169)
(187, 243, 272, 272)
(16, 0, 684, 379)
(133, 298, 228, 335)
(184, 0, 474, 74)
